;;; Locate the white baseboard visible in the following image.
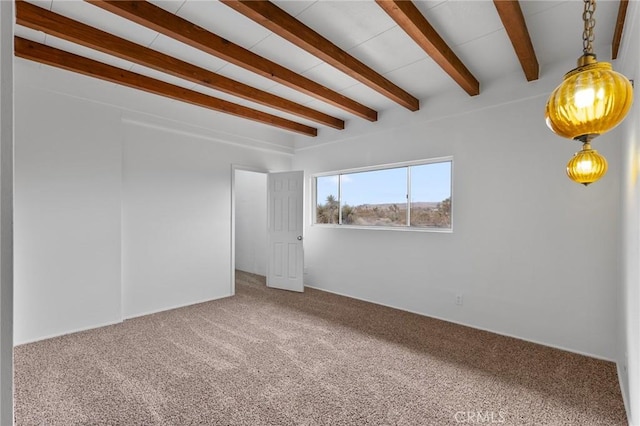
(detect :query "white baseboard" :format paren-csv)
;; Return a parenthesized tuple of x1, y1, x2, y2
(304, 283, 616, 363)
(15, 294, 235, 346)
(123, 293, 233, 321)
(617, 362, 633, 426)
(14, 319, 123, 346)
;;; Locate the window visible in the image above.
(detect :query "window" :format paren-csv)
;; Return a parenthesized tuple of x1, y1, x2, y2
(316, 175, 339, 224)
(314, 159, 452, 230)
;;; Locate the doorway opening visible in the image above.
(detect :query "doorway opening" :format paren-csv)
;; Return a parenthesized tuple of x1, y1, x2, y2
(231, 166, 268, 295)
(231, 167, 305, 295)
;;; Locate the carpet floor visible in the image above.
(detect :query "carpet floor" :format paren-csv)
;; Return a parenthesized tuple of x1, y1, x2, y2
(15, 271, 626, 425)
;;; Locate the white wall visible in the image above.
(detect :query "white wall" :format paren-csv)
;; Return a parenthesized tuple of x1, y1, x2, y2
(14, 84, 123, 345)
(122, 121, 287, 318)
(234, 170, 267, 276)
(0, 1, 13, 423)
(293, 59, 622, 361)
(618, 1, 640, 423)
(14, 60, 292, 340)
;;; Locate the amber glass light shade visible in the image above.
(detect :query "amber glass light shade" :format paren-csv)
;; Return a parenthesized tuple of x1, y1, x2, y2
(546, 56, 633, 141)
(566, 143, 608, 186)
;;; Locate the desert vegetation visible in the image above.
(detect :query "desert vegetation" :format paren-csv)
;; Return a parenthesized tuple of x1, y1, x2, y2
(316, 195, 451, 228)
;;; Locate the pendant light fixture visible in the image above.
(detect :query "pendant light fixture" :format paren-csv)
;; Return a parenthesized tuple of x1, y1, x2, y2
(545, 0, 633, 185)
(566, 142, 608, 186)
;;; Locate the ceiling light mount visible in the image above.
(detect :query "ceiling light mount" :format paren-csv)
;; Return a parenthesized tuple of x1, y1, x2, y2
(545, 0, 633, 186)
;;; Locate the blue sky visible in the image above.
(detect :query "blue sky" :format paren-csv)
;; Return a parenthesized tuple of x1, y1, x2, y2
(316, 162, 451, 206)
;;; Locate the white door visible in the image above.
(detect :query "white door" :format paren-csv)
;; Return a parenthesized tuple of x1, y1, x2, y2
(267, 171, 304, 292)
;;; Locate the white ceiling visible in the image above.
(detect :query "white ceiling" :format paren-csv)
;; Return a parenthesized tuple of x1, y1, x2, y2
(14, 0, 625, 138)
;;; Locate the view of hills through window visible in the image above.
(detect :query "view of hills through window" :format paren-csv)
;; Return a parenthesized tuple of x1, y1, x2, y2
(315, 161, 452, 229)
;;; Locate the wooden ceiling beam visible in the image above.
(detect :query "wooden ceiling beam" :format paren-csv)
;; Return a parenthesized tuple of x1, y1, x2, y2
(612, 0, 629, 60)
(493, 0, 539, 81)
(87, 0, 378, 122)
(375, 0, 479, 96)
(219, 0, 419, 111)
(14, 37, 317, 137)
(16, 1, 343, 130)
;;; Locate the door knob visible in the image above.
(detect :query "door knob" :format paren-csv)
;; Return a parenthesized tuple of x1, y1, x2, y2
(297, 236, 303, 241)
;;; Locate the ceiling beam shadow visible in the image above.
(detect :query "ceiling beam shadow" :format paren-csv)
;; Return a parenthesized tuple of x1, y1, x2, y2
(14, 37, 318, 137)
(87, 0, 378, 122)
(375, 0, 480, 96)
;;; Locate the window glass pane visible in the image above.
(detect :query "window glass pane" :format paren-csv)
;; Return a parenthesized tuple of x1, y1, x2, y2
(341, 168, 407, 226)
(315, 175, 339, 224)
(410, 161, 452, 228)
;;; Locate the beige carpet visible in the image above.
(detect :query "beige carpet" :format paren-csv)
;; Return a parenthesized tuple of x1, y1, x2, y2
(14, 271, 626, 425)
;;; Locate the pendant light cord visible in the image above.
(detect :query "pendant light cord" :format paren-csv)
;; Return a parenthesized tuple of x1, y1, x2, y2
(582, 0, 596, 55)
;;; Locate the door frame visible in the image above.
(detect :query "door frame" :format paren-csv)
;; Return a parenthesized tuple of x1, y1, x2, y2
(230, 164, 269, 296)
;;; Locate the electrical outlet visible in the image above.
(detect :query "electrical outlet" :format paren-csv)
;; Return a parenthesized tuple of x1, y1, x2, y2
(455, 294, 463, 306)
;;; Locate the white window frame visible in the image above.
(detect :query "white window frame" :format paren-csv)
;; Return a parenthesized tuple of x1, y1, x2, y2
(312, 156, 453, 233)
